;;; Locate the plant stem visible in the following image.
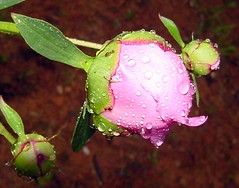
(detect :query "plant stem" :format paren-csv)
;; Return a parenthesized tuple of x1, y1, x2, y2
(66, 37, 102, 50)
(0, 122, 16, 144)
(0, 21, 103, 50)
(190, 73, 200, 107)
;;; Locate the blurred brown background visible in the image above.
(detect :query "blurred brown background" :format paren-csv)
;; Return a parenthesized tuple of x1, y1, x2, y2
(0, 0, 238, 187)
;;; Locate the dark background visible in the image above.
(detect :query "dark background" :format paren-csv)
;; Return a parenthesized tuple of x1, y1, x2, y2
(0, 0, 238, 187)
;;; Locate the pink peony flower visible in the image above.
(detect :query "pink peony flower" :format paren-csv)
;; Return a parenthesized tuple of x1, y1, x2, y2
(87, 31, 207, 147)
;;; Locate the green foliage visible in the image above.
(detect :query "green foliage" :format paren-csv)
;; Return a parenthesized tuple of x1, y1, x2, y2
(11, 13, 93, 72)
(159, 15, 185, 48)
(71, 102, 95, 152)
(0, 96, 25, 137)
(0, 0, 24, 10)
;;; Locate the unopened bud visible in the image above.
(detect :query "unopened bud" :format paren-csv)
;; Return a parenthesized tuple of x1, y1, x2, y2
(11, 133, 56, 179)
(182, 39, 220, 76)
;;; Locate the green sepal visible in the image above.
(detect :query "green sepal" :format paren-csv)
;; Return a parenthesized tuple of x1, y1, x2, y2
(87, 39, 120, 114)
(118, 30, 167, 44)
(159, 15, 185, 48)
(93, 113, 128, 136)
(0, 0, 24, 10)
(71, 102, 96, 152)
(11, 13, 93, 72)
(0, 96, 25, 137)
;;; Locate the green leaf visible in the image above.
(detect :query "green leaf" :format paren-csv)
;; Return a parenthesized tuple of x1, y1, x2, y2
(0, 96, 25, 137)
(0, 0, 24, 10)
(11, 13, 93, 72)
(71, 102, 96, 152)
(0, 122, 16, 144)
(159, 14, 185, 48)
(0, 21, 20, 34)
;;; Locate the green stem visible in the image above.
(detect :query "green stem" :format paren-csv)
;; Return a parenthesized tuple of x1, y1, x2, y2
(0, 122, 16, 145)
(0, 21, 102, 50)
(0, 21, 20, 34)
(190, 73, 200, 107)
(66, 37, 102, 50)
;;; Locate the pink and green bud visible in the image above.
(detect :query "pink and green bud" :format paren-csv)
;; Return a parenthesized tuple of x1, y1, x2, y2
(11, 133, 56, 179)
(182, 39, 220, 76)
(87, 30, 207, 147)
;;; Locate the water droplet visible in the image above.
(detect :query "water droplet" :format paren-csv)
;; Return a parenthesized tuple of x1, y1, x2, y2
(140, 121, 144, 125)
(150, 30, 156, 34)
(164, 96, 169, 100)
(141, 128, 145, 135)
(139, 49, 144, 54)
(213, 43, 218, 48)
(162, 76, 169, 83)
(127, 59, 136, 67)
(149, 43, 156, 48)
(112, 74, 123, 82)
(113, 132, 120, 136)
(156, 82, 161, 88)
(141, 56, 151, 63)
(142, 115, 146, 119)
(102, 92, 106, 97)
(136, 91, 141, 96)
(123, 54, 129, 59)
(205, 38, 210, 43)
(97, 122, 106, 132)
(181, 110, 186, 117)
(90, 98, 96, 103)
(200, 116, 206, 123)
(142, 104, 147, 108)
(144, 72, 153, 80)
(5, 161, 11, 167)
(178, 68, 183, 74)
(146, 123, 153, 129)
(210, 61, 220, 70)
(178, 82, 190, 95)
(156, 140, 163, 148)
(125, 113, 128, 117)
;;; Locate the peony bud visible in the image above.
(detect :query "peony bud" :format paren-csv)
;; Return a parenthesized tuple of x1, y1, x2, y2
(182, 39, 220, 76)
(87, 30, 207, 147)
(11, 133, 56, 179)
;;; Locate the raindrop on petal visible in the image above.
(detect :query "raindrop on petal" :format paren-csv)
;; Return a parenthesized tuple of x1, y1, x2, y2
(178, 82, 190, 95)
(178, 68, 183, 74)
(144, 72, 153, 80)
(162, 76, 169, 83)
(123, 54, 129, 59)
(127, 59, 136, 67)
(181, 110, 186, 117)
(136, 91, 141, 96)
(146, 123, 153, 129)
(141, 56, 151, 63)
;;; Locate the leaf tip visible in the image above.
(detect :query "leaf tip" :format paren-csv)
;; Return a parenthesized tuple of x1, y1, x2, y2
(0, 95, 4, 107)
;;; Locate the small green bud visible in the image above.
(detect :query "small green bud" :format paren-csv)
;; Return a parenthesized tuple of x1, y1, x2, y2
(11, 133, 56, 179)
(182, 39, 220, 76)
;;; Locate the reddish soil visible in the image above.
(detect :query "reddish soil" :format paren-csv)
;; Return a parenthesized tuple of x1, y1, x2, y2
(0, 0, 239, 187)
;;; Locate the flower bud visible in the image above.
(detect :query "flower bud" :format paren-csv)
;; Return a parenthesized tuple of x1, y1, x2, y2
(87, 30, 207, 147)
(182, 39, 220, 76)
(11, 133, 56, 179)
